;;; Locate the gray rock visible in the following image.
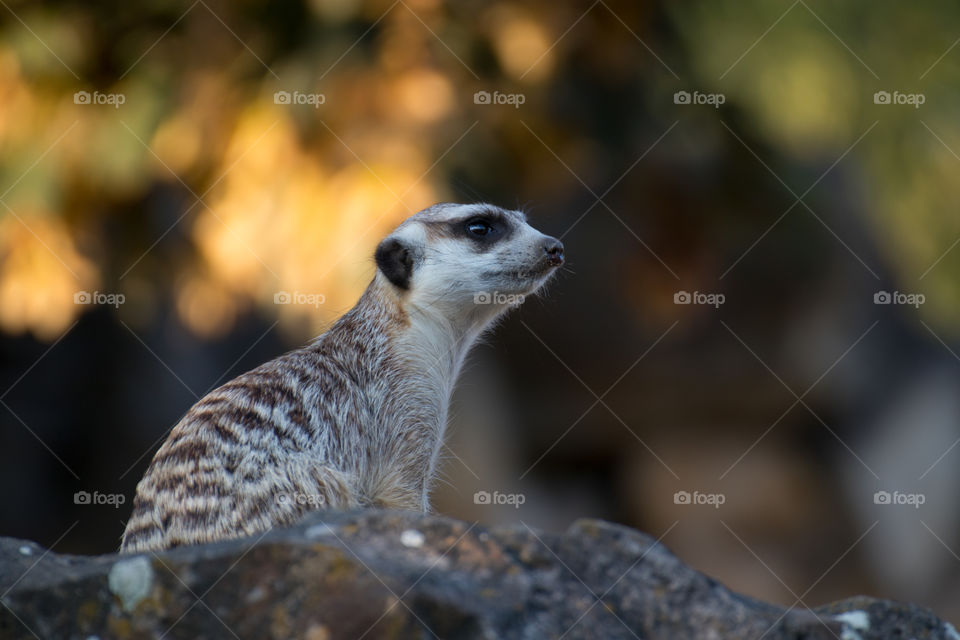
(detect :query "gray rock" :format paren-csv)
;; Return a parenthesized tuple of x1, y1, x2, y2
(0, 510, 954, 639)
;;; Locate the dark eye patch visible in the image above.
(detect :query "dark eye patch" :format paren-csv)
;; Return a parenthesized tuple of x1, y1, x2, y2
(451, 209, 514, 249)
(420, 207, 517, 250)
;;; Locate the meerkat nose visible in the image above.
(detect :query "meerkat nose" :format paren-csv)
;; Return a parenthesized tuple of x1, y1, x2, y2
(542, 237, 564, 266)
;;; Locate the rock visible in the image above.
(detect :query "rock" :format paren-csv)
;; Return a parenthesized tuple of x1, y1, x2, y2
(0, 510, 954, 639)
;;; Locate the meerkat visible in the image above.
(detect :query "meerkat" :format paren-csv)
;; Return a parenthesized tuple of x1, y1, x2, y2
(120, 202, 565, 552)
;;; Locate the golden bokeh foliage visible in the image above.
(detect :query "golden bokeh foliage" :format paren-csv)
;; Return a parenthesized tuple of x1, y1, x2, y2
(0, 1, 484, 339)
(2, 0, 960, 340)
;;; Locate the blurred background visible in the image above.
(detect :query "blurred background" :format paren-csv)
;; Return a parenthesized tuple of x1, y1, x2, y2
(0, 0, 958, 622)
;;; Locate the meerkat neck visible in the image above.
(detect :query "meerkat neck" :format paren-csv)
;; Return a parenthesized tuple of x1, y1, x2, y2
(340, 278, 490, 429)
(373, 275, 493, 370)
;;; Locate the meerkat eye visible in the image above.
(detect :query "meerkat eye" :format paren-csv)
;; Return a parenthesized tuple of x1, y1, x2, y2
(466, 219, 493, 236)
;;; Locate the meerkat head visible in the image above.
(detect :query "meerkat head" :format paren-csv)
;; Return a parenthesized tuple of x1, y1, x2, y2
(374, 203, 564, 327)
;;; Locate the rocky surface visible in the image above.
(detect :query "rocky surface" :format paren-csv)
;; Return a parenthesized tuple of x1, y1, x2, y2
(0, 510, 955, 639)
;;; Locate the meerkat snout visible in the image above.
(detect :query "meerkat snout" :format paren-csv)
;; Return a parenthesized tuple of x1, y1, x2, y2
(121, 202, 564, 553)
(542, 237, 565, 266)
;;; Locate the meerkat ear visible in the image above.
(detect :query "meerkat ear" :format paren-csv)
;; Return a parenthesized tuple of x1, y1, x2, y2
(375, 237, 415, 290)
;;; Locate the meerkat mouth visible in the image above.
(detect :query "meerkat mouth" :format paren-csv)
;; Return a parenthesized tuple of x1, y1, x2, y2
(503, 262, 561, 294)
(529, 257, 564, 278)
(507, 268, 551, 282)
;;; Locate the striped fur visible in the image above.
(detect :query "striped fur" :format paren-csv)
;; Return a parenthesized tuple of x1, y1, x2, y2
(120, 203, 563, 552)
